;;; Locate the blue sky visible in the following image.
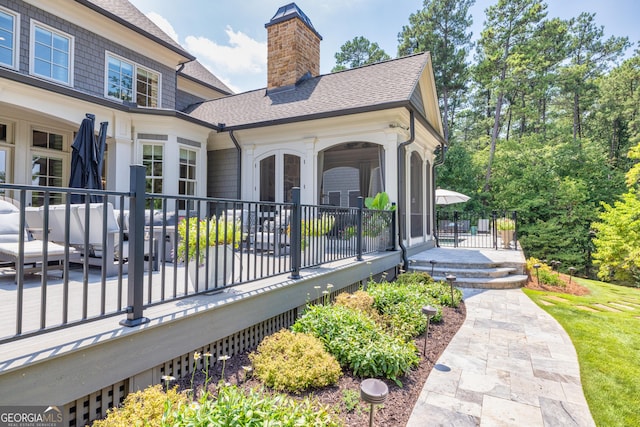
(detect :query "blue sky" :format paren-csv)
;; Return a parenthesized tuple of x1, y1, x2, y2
(129, 0, 639, 94)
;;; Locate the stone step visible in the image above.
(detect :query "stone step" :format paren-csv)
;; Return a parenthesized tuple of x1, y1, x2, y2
(429, 274, 529, 289)
(411, 265, 517, 279)
(410, 259, 503, 270)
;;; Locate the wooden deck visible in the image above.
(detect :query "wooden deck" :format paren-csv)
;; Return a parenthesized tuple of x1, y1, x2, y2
(0, 248, 404, 412)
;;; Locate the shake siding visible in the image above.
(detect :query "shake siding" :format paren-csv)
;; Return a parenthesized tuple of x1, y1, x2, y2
(176, 89, 205, 112)
(5, 0, 176, 109)
(207, 148, 238, 199)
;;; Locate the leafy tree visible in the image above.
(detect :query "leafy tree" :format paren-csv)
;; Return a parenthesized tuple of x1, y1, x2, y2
(332, 36, 391, 72)
(592, 139, 640, 286)
(559, 13, 630, 140)
(397, 0, 474, 142)
(592, 50, 640, 169)
(475, 0, 547, 190)
(592, 191, 640, 285)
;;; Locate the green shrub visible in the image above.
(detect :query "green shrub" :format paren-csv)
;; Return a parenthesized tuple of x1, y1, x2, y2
(249, 329, 341, 393)
(527, 257, 565, 287)
(334, 290, 384, 324)
(91, 384, 187, 427)
(394, 271, 434, 285)
(171, 384, 343, 426)
(390, 272, 462, 307)
(292, 304, 419, 385)
(367, 280, 441, 340)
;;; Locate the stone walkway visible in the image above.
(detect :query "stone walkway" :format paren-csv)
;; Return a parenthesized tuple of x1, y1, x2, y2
(406, 288, 595, 426)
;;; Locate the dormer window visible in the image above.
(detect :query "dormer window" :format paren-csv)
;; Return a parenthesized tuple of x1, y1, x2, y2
(0, 7, 19, 69)
(106, 52, 160, 107)
(30, 20, 73, 85)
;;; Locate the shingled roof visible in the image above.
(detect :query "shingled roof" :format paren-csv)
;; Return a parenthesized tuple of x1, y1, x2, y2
(178, 61, 234, 95)
(186, 53, 430, 130)
(77, 0, 194, 61)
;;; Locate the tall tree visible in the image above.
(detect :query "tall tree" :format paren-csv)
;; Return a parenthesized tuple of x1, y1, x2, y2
(476, 0, 546, 191)
(332, 36, 391, 72)
(593, 50, 640, 168)
(560, 13, 630, 140)
(397, 0, 474, 143)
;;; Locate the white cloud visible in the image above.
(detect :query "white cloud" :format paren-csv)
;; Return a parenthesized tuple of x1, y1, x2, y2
(145, 11, 179, 43)
(184, 26, 266, 75)
(142, 12, 267, 92)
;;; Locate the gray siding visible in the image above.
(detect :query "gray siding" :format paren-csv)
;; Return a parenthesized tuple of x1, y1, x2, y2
(207, 148, 238, 199)
(176, 89, 205, 112)
(410, 82, 426, 120)
(5, 0, 176, 109)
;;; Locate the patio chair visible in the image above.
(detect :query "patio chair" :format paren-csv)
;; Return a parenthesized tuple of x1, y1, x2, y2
(75, 203, 122, 260)
(250, 209, 291, 256)
(42, 203, 126, 276)
(0, 200, 77, 282)
(478, 219, 490, 234)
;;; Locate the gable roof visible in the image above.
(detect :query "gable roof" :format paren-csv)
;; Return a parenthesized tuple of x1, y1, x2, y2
(77, 0, 195, 61)
(186, 52, 443, 142)
(178, 61, 234, 95)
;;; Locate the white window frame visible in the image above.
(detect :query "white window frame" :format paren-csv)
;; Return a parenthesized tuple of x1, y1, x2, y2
(178, 146, 197, 211)
(140, 142, 164, 194)
(30, 127, 70, 206)
(0, 6, 20, 70)
(29, 19, 74, 86)
(178, 147, 197, 196)
(0, 120, 14, 184)
(105, 51, 161, 108)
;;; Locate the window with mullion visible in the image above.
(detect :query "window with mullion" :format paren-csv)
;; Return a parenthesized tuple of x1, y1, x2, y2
(105, 53, 159, 107)
(31, 128, 66, 206)
(107, 55, 133, 101)
(31, 22, 72, 85)
(0, 7, 18, 69)
(178, 148, 197, 210)
(142, 143, 163, 208)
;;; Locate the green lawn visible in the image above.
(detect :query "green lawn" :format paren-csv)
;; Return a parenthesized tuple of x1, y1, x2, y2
(523, 279, 640, 426)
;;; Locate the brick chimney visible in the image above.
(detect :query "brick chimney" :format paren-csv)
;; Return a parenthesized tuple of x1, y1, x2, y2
(265, 3, 322, 91)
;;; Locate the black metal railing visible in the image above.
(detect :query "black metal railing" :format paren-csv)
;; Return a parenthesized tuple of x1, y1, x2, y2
(0, 167, 396, 342)
(435, 210, 518, 250)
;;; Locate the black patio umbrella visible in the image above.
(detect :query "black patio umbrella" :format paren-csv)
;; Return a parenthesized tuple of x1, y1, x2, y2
(69, 114, 108, 203)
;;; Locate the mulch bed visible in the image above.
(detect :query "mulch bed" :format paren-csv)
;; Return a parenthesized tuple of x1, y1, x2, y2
(168, 272, 589, 425)
(173, 304, 466, 426)
(525, 271, 591, 296)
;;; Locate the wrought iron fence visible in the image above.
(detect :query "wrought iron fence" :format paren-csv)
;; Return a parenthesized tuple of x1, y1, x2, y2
(435, 210, 518, 250)
(0, 166, 396, 342)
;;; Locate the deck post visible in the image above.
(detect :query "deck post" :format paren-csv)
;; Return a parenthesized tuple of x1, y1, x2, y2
(390, 202, 397, 251)
(512, 210, 518, 250)
(120, 165, 149, 327)
(289, 187, 301, 279)
(356, 197, 364, 261)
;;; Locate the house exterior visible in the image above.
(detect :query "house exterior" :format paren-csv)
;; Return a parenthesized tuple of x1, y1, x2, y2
(0, 0, 445, 250)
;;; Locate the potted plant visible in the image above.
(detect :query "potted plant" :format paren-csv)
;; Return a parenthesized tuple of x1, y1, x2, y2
(496, 217, 515, 249)
(363, 192, 396, 250)
(299, 214, 335, 264)
(177, 215, 241, 289)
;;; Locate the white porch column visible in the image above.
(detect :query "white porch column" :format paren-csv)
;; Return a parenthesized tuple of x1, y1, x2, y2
(302, 138, 316, 205)
(243, 146, 255, 201)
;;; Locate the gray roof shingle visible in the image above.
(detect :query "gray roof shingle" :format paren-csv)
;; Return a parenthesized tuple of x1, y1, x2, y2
(78, 0, 194, 60)
(179, 61, 234, 95)
(186, 53, 430, 130)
